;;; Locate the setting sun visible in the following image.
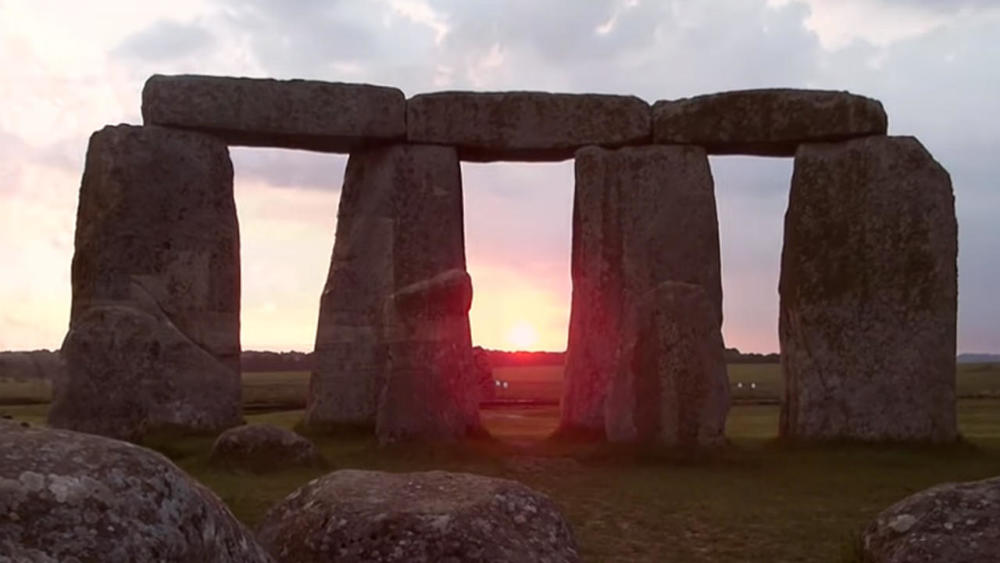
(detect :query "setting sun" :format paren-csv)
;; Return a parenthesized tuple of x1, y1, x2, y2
(506, 321, 539, 350)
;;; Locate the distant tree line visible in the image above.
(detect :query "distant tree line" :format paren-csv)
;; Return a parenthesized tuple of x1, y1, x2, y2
(724, 348, 780, 364)
(241, 351, 315, 372)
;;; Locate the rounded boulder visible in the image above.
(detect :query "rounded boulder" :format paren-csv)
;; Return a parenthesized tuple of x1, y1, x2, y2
(0, 421, 273, 562)
(209, 423, 326, 473)
(256, 469, 580, 562)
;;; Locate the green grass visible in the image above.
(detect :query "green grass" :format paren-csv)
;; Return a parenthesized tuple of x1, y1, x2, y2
(3, 365, 999, 562)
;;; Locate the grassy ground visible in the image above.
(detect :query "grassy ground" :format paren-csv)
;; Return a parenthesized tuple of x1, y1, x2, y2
(2, 365, 999, 562)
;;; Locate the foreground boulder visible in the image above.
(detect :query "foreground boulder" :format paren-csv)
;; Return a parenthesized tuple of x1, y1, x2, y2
(605, 282, 729, 446)
(779, 136, 957, 442)
(377, 270, 482, 444)
(407, 91, 650, 161)
(49, 305, 242, 441)
(652, 88, 887, 156)
(561, 145, 720, 437)
(209, 424, 326, 473)
(862, 476, 1000, 562)
(255, 469, 580, 562)
(0, 421, 273, 562)
(143, 74, 406, 152)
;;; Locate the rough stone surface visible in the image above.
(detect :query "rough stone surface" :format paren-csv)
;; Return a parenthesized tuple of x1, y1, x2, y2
(209, 424, 326, 473)
(0, 421, 273, 563)
(51, 124, 242, 439)
(861, 475, 1000, 562)
(407, 91, 651, 162)
(49, 306, 242, 441)
(378, 270, 482, 444)
(143, 74, 405, 152)
(307, 144, 480, 439)
(652, 89, 887, 156)
(255, 469, 580, 562)
(560, 145, 720, 437)
(779, 136, 957, 442)
(0, 350, 64, 382)
(605, 282, 729, 446)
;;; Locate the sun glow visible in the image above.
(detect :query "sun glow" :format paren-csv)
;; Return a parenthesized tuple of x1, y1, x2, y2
(506, 321, 539, 350)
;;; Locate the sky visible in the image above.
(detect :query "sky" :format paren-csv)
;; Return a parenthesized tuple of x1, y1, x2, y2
(0, 0, 997, 353)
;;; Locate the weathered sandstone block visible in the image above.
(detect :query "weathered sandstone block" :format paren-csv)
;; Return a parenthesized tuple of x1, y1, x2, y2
(605, 282, 729, 446)
(307, 144, 479, 438)
(143, 74, 405, 152)
(49, 306, 242, 441)
(378, 270, 481, 444)
(255, 469, 580, 562)
(652, 89, 887, 156)
(560, 145, 721, 437)
(0, 422, 273, 562)
(407, 91, 651, 161)
(209, 424, 326, 473)
(779, 136, 957, 442)
(862, 476, 1000, 562)
(51, 125, 241, 439)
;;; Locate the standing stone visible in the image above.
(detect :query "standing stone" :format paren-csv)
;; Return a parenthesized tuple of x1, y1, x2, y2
(652, 89, 887, 156)
(307, 144, 481, 440)
(779, 136, 957, 442)
(605, 281, 729, 446)
(0, 421, 274, 562)
(142, 74, 406, 153)
(560, 145, 720, 438)
(407, 91, 651, 162)
(49, 124, 241, 439)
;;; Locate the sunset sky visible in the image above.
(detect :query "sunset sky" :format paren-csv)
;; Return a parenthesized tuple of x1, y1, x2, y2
(1, 0, 997, 353)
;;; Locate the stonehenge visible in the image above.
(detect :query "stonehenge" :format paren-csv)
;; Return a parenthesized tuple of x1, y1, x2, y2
(57, 73, 957, 444)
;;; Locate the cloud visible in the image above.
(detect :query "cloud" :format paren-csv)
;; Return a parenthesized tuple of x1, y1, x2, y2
(113, 19, 215, 61)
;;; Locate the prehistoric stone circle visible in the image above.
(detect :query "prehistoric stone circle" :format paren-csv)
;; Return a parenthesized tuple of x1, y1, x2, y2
(652, 88, 887, 156)
(255, 469, 581, 562)
(0, 421, 274, 562)
(560, 145, 721, 437)
(59, 74, 956, 444)
(779, 136, 957, 442)
(209, 424, 327, 473)
(605, 281, 729, 446)
(143, 74, 406, 152)
(51, 124, 242, 440)
(407, 90, 651, 161)
(861, 475, 1000, 562)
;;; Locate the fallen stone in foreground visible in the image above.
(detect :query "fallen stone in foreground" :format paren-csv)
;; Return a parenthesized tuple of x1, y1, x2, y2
(255, 469, 580, 562)
(407, 90, 651, 161)
(143, 74, 406, 152)
(779, 136, 957, 442)
(0, 421, 273, 562)
(862, 475, 1000, 562)
(209, 424, 327, 473)
(652, 88, 887, 156)
(605, 281, 729, 446)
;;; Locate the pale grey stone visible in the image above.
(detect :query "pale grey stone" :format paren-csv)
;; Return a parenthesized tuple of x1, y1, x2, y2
(209, 424, 326, 473)
(779, 136, 957, 442)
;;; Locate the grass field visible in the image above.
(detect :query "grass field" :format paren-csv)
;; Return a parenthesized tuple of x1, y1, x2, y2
(2, 364, 999, 562)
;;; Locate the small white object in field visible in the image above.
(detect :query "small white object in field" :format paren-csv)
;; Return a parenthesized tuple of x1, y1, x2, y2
(737, 382, 743, 389)
(750, 382, 757, 390)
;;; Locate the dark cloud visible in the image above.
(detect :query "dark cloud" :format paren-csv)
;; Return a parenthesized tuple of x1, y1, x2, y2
(112, 19, 215, 61)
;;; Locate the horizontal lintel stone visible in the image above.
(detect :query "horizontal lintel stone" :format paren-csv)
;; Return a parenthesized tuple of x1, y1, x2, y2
(652, 88, 887, 156)
(407, 91, 652, 162)
(142, 74, 406, 153)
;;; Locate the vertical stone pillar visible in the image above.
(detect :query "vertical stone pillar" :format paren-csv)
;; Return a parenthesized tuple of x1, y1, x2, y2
(307, 144, 481, 440)
(779, 136, 957, 442)
(560, 145, 721, 438)
(49, 125, 241, 440)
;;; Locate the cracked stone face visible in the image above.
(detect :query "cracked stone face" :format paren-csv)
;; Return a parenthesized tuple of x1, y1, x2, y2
(255, 469, 580, 562)
(0, 421, 273, 562)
